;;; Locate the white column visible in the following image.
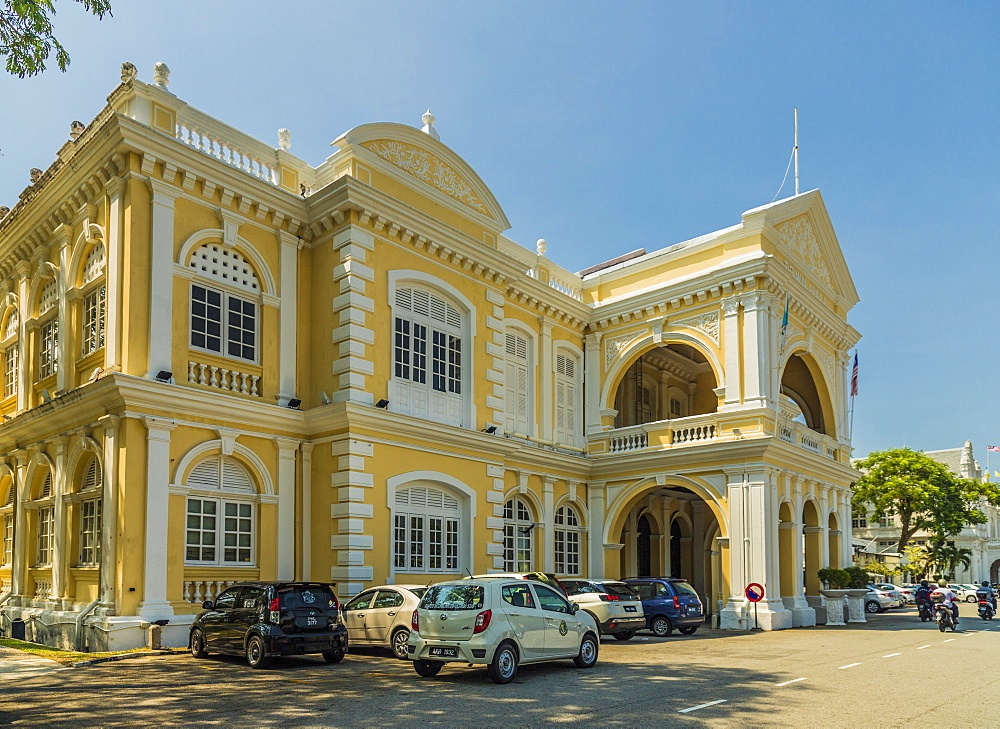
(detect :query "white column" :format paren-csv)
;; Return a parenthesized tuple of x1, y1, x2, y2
(720, 297, 742, 408)
(139, 417, 176, 619)
(9, 451, 28, 602)
(587, 482, 606, 579)
(144, 179, 179, 379)
(98, 415, 120, 612)
(54, 227, 72, 393)
(542, 477, 555, 572)
(538, 317, 553, 441)
(740, 293, 771, 408)
(274, 437, 298, 580)
(104, 178, 125, 370)
(50, 438, 69, 606)
(15, 264, 29, 412)
(276, 231, 300, 405)
(299, 443, 313, 581)
(584, 334, 603, 434)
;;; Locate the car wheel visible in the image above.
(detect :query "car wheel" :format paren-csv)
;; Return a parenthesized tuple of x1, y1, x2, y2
(487, 642, 518, 684)
(189, 628, 208, 659)
(322, 649, 345, 664)
(650, 616, 673, 637)
(678, 625, 699, 636)
(573, 633, 599, 668)
(612, 630, 635, 641)
(246, 635, 271, 669)
(864, 600, 880, 614)
(413, 659, 443, 677)
(391, 629, 410, 660)
(967, 595, 977, 603)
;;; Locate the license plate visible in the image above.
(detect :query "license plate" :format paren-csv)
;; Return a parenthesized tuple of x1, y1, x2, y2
(429, 647, 458, 658)
(624, 605, 637, 613)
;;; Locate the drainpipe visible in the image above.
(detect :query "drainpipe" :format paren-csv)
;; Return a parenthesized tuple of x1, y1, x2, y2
(74, 598, 101, 652)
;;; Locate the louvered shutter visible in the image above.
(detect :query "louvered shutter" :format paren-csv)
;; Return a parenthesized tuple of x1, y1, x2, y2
(505, 332, 530, 434)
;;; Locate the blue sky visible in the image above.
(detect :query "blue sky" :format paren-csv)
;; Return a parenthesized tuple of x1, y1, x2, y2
(1, 1, 997, 464)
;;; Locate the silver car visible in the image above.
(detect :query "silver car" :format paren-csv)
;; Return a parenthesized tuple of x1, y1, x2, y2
(342, 584, 427, 659)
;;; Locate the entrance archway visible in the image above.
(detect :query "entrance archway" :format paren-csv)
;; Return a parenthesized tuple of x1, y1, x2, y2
(780, 352, 836, 438)
(637, 514, 652, 577)
(991, 559, 1000, 584)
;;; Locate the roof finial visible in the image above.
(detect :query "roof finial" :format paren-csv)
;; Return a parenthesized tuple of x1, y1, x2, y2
(421, 110, 440, 141)
(153, 61, 170, 88)
(278, 128, 291, 150)
(536, 238, 547, 257)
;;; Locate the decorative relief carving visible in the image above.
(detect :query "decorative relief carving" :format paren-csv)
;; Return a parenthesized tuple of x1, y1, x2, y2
(604, 332, 642, 368)
(362, 140, 491, 218)
(776, 215, 831, 287)
(674, 312, 720, 344)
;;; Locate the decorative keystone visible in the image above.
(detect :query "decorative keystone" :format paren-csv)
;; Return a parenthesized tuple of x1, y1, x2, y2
(153, 61, 170, 87)
(70, 121, 85, 140)
(278, 128, 291, 150)
(421, 110, 440, 141)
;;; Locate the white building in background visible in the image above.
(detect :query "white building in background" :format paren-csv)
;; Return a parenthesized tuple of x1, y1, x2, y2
(853, 441, 1000, 583)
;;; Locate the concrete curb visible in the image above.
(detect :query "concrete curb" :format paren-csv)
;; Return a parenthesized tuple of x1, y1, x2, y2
(71, 649, 187, 668)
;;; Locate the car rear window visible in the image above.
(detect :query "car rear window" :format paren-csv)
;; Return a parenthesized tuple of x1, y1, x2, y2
(671, 581, 698, 597)
(600, 582, 639, 597)
(409, 587, 427, 599)
(278, 585, 337, 610)
(421, 584, 485, 610)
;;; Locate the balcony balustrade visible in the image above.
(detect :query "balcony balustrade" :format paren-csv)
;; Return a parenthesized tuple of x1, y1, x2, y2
(188, 360, 261, 397)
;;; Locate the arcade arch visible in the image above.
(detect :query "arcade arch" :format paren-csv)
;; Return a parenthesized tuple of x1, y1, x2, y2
(779, 352, 836, 438)
(613, 343, 719, 428)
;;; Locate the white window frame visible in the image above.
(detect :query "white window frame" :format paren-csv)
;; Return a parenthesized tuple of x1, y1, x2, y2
(36, 505, 54, 565)
(852, 515, 867, 529)
(78, 497, 102, 565)
(189, 282, 258, 363)
(503, 497, 534, 572)
(393, 485, 461, 573)
(185, 496, 255, 566)
(1, 512, 12, 565)
(39, 319, 58, 379)
(4, 343, 17, 398)
(81, 284, 106, 356)
(554, 504, 582, 576)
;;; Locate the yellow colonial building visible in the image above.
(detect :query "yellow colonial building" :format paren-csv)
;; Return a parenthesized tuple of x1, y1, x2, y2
(0, 63, 860, 649)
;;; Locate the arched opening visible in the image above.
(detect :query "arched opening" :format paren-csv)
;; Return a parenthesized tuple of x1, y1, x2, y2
(779, 353, 834, 437)
(990, 558, 1000, 585)
(802, 500, 822, 598)
(778, 501, 796, 607)
(827, 512, 841, 570)
(637, 514, 652, 577)
(613, 343, 719, 428)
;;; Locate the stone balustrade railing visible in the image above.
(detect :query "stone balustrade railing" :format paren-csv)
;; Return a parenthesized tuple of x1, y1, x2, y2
(34, 580, 52, 599)
(495, 236, 583, 300)
(188, 361, 260, 397)
(609, 425, 649, 453)
(592, 413, 724, 456)
(778, 421, 838, 460)
(1, 579, 11, 593)
(184, 580, 237, 604)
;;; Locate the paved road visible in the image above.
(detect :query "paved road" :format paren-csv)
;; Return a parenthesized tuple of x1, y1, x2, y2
(2, 606, 998, 727)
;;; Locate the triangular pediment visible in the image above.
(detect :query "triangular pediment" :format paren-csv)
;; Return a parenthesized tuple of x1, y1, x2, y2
(330, 123, 510, 230)
(742, 190, 859, 307)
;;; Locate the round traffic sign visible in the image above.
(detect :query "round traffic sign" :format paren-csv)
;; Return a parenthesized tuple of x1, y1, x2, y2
(745, 583, 765, 602)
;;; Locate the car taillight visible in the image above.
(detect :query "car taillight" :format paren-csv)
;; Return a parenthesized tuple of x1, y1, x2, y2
(269, 597, 280, 612)
(672, 596, 681, 609)
(599, 594, 620, 602)
(411, 610, 420, 632)
(473, 609, 492, 634)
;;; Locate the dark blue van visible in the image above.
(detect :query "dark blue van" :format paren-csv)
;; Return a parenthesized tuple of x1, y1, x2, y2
(624, 578, 704, 636)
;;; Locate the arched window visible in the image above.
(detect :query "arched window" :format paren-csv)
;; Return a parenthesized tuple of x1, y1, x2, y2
(554, 504, 582, 576)
(393, 484, 461, 573)
(1, 478, 14, 566)
(37, 279, 59, 380)
(392, 285, 464, 427)
(504, 329, 531, 434)
(188, 244, 260, 362)
(33, 470, 54, 566)
(2, 311, 17, 399)
(503, 497, 534, 571)
(81, 244, 107, 356)
(554, 351, 578, 445)
(77, 458, 103, 566)
(184, 455, 256, 566)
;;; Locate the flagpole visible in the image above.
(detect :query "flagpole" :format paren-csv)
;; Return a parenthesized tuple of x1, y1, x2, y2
(794, 107, 800, 196)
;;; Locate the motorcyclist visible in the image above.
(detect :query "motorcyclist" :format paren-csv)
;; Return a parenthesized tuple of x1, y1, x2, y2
(975, 581, 997, 612)
(930, 580, 959, 625)
(914, 579, 934, 618)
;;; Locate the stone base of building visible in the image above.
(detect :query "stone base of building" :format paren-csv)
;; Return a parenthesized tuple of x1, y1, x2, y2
(719, 598, 794, 631)
(1, 604, 195, 652)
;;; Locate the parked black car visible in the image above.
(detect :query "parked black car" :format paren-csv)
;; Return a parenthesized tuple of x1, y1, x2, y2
(624, 577, 705, 636)
(189, 581, 348, 668)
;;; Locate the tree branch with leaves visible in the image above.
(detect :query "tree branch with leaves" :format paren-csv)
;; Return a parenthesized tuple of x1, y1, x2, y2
(1, 0, 111, 77)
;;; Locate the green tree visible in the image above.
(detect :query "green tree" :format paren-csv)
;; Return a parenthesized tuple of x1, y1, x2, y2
(852, 448, 1000, 554)
(1, 0, 112, 77)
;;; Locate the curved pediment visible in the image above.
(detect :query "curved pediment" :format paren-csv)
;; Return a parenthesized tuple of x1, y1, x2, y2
(331, 123, 510, 229)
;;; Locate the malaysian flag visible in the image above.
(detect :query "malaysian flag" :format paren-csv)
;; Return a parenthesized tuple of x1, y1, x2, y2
(988, 446, 1000, 453)
(850, 352, 859, 397)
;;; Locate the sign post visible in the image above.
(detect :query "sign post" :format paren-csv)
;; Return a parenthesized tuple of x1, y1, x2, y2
(745, 583, 765, 631)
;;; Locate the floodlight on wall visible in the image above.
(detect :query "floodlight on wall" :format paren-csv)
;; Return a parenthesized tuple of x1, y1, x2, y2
(482, 425, 498, 434)
(320, 391, 332, 404)
(375, 399, 389, 409)
(155, 370, 173, 383)
(287, 398, 302, 409)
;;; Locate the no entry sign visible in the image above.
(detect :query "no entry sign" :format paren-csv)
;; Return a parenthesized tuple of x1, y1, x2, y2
(745, 583, 765, 602)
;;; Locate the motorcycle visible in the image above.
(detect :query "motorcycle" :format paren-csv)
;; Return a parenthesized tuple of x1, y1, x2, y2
(934, 603, 956, 632)
(917, 599, 934, 622)
(978, 599, 995, 621)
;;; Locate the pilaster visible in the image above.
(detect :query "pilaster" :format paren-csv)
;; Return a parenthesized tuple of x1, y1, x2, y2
(53, 226, 72, 393)
(145, 179, 180, 379)
(587, 482, 606, 578)
(584, 334, 603, 434)
(98, 415, 120, 613)
(330, 226, 375, 406)
(104, 177, 126, 370)
(276, 231, 301, 405)
(740, 292, 771, 408)
(542, 477, 555, 572)
(300, 442, 314, 581)
(538, 317, 553, 440)
(138, 417, 176, 619)
(50, 436, 70, 606)
(329, 437, 373, 594)
(720, 296, 742, 408)
(274, 437, 299, 580)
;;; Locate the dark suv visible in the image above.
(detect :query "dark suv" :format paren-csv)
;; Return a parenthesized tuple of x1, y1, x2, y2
(624, 578, 704, 636)
(189, 581, 348, 668)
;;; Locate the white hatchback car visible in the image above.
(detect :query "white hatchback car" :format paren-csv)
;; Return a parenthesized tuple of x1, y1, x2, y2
(408, 579, 600, 683)
(342, 584, 427, 659)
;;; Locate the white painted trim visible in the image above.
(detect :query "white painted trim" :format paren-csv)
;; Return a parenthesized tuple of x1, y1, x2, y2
(172, 440, 275, 495)
(176, 229, 277, 297)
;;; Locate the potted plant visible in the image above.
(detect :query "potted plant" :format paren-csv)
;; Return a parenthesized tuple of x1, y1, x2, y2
(817, 568, 850, 626)
(843, 565, 871, 623)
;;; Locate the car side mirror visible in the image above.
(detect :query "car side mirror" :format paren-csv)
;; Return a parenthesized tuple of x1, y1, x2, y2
(571, 603, 580, 614)
(202, 600, 214, 610)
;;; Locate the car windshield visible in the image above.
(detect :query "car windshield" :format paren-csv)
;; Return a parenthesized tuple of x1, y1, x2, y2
(670, 581, 698, 597)
(278, 585, 337, 610)
(600, 582, 639, 597)
(421, 584, 485, 610)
